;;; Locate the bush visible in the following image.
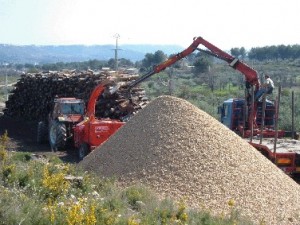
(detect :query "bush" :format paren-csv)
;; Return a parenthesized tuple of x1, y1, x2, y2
(0, 132, 255, 224)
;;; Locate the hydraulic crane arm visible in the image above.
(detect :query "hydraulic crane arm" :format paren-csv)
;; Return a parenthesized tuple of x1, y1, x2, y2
(86, 80, 117, 118)
(127, 36, 260, 91)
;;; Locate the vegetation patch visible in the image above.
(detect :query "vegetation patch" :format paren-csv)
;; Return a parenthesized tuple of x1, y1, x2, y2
(0, 132, 255, 224)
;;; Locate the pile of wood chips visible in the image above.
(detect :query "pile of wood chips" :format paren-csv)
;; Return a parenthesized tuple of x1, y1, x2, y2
(4, 70, 148, 121)
(79, 95, 300, 225)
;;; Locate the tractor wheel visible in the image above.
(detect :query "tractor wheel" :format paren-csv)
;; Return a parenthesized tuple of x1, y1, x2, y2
(78, 143, 90, 161)
(37, 121, 48, 144)
(49, 121, 67, 152)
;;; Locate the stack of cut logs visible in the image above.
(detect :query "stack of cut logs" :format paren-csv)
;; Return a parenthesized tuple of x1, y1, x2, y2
(3, 70, 148, 121)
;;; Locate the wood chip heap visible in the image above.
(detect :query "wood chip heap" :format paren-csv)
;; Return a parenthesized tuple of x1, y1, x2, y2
(79, 95, 300, 225)
(4, 70, 148, 121)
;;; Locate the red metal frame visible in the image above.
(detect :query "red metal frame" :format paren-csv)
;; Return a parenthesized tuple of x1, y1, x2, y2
(243, 129, 285, 138)
(74, 83, 125, 150)
(229, 99, 285, 138)
(249, 142, 298, 175)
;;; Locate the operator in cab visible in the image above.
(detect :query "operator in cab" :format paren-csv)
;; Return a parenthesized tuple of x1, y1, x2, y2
(255, 74, 274, 101)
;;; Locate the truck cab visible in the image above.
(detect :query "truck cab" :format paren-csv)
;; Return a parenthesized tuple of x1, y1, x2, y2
(219, 98, 244, 130)
(219, 98, 276, 135)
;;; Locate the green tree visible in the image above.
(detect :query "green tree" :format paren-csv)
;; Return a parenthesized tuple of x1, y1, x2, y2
(192, 56, 211, 74)
(230, 47, 246, 59)
(153, 50, 167, 64)
(141, 50, 167, 69)
(119, 58, 134, 67)
(240, 47, 246, 59)
(107, 58, 115, 68)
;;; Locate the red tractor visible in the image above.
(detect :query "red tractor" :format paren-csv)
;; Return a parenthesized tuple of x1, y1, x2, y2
(37, 97, 85, 151)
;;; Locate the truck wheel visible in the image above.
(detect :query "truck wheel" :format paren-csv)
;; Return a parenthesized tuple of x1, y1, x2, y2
(49, 121, 67, 152)
(78, 143, 90, 161)
(37, 121, 48, 144)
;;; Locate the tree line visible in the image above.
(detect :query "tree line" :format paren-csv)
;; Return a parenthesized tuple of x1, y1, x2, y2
(231, 44, 300, 60)
(2, 42, 300, 73)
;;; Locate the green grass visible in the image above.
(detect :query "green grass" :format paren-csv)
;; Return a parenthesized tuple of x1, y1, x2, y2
(0, 132, 255, 225)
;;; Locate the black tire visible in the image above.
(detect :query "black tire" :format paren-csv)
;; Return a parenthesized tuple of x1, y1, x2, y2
(78, 143, 90, 161)
(37, 121, 48, 144)
(49, 121, 67, 152)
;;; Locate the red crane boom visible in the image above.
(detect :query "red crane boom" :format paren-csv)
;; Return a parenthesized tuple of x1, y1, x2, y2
(128, 36, 260, 91)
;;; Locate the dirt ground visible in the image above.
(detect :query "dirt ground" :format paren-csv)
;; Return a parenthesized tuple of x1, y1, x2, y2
(0, 113, 79, 163)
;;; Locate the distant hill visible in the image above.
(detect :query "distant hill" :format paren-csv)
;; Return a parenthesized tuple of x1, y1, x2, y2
(0, 44, 184, 64)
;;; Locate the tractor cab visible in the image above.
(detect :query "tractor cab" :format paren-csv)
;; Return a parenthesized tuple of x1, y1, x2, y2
(50, 98, 85, 123)
(37, 97, 86, 151)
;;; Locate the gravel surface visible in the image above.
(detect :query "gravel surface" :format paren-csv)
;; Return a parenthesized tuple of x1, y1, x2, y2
(0, 115, 79, 163)
(79, 95, 300, 224)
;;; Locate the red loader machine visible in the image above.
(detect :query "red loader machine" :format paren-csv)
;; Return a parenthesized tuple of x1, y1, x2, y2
(74, 81, 125, 160)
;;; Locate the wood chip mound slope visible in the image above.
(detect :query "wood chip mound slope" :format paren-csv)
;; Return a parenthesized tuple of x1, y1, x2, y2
(79, 95, 300, 225)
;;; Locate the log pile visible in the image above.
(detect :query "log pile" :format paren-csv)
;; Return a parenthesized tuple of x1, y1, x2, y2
(3, 70, 148, 121)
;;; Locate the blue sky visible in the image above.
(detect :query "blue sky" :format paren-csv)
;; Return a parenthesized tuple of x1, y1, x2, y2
(0, 0, 299, 50)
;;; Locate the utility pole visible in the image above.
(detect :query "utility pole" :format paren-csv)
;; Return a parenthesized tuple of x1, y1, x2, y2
(113, 34, 121, 71)
(4, 62, 8, 101)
